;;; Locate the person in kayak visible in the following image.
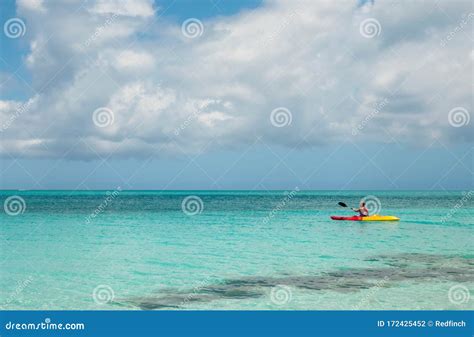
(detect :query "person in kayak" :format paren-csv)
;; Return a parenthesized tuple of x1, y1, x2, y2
(352, 201, 369, 217)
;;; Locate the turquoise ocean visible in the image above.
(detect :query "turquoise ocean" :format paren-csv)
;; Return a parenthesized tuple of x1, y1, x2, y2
(1, 190, 472, 310)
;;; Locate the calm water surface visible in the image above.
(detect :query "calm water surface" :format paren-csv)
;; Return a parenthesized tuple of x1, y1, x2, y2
(1, 190, 472, 310)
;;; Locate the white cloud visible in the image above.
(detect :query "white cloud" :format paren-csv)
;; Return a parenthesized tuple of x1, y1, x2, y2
(89, 0, 155, 17)
(198, 111, 233, 127)
(113, 50, 155, 70)
(2, 0, 472, 159)
(17, 0, 45, 12)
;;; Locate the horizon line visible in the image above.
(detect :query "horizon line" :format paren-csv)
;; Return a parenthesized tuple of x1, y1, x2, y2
(0, 189, 469, 192)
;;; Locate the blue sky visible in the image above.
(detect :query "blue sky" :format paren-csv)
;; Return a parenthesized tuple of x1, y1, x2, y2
(0, 0, 472, 190)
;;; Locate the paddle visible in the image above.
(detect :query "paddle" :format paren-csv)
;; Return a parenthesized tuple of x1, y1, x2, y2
(338, 202, 348, 208)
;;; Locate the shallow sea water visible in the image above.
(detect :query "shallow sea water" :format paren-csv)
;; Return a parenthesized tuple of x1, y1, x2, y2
(0, 190, 472, 310)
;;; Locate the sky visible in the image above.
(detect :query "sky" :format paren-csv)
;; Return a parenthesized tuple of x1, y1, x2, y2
(0, 0, 472, 190)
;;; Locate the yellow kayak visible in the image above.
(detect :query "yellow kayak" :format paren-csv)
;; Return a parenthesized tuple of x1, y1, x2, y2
(331, 215, 400, 221)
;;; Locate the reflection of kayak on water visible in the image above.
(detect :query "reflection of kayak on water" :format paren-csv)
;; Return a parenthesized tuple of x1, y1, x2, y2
(330, 215, 400, 221)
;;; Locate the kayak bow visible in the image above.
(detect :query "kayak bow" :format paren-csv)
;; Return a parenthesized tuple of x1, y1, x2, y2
(330, 215, 400, 221)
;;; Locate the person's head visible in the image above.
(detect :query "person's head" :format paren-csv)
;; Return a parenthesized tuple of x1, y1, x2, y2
(360, 201, 366, 207)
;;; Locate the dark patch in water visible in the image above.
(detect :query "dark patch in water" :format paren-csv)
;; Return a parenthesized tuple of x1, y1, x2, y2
(116, 253, 473, 310)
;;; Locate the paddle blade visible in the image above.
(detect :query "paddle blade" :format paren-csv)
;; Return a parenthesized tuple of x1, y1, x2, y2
(338, 202, 348, 207)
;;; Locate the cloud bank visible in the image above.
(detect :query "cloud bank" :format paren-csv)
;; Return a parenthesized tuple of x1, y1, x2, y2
(0, 0, 472, 159)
